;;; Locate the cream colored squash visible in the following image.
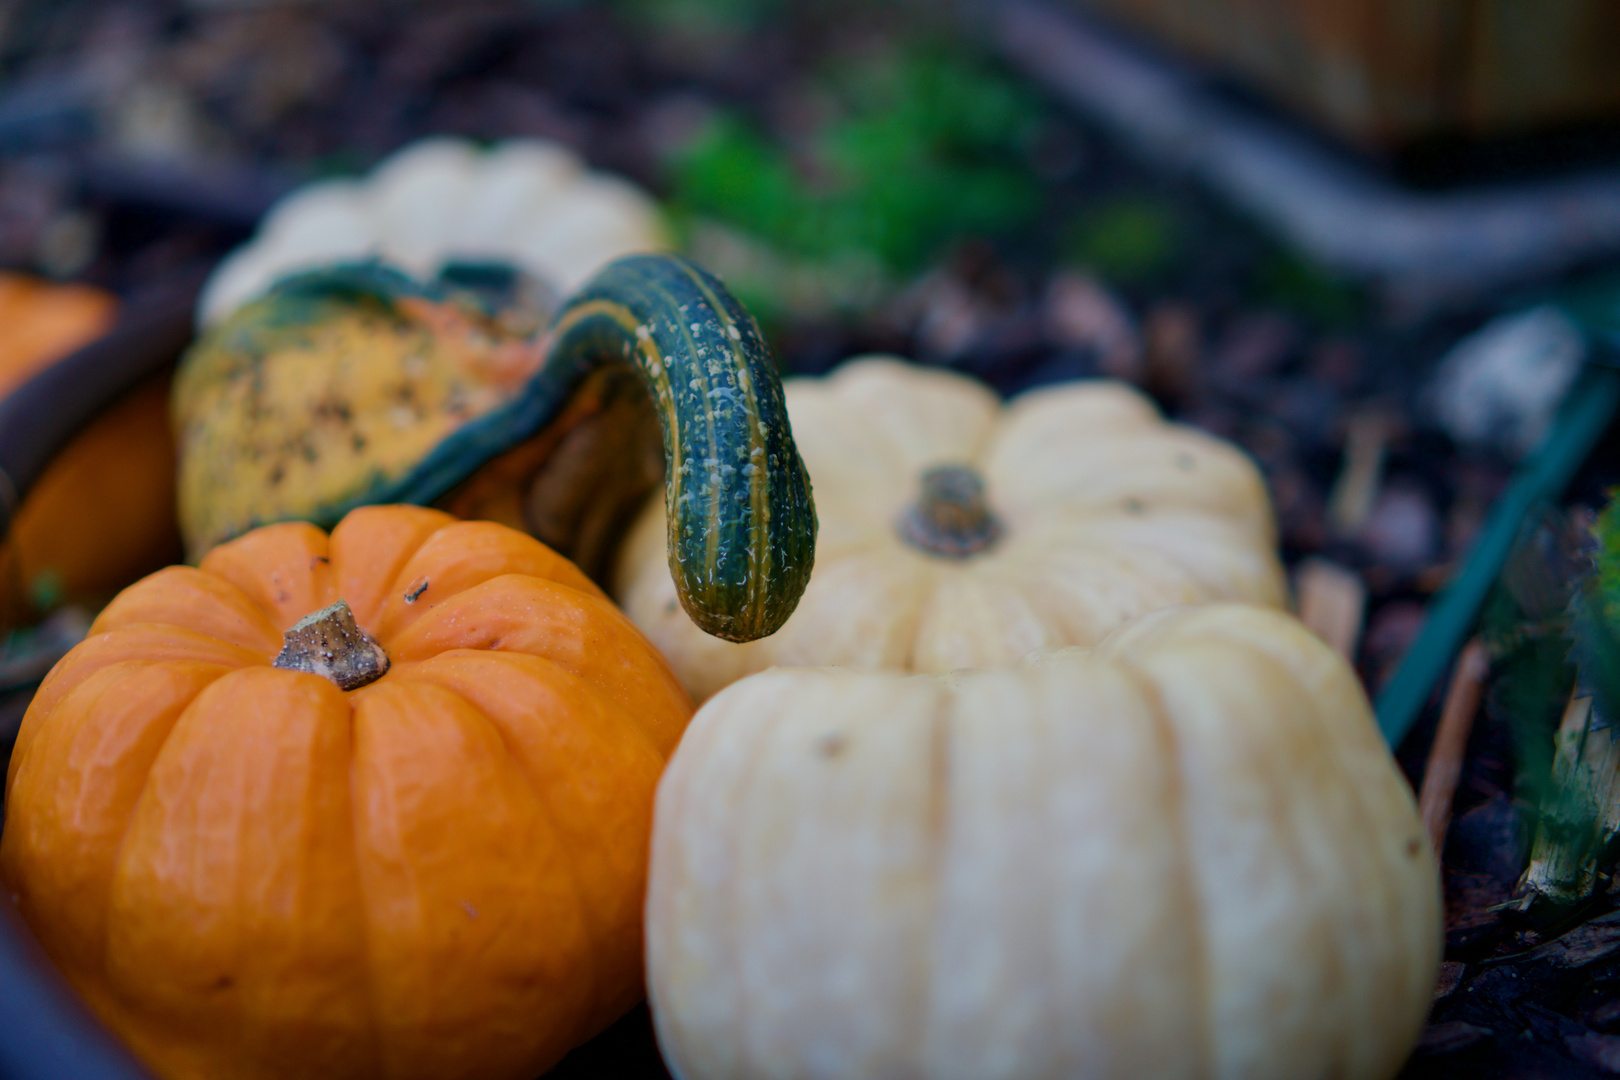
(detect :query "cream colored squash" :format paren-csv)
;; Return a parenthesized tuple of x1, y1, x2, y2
(646, 603, 1441, 1080)
(615, 357, 1287, 700)
(197, 136, 668, 326)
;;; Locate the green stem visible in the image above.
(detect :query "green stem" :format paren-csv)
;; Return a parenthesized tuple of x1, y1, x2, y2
(272, 599, 389, 691)
(898, 464, 1002, 558)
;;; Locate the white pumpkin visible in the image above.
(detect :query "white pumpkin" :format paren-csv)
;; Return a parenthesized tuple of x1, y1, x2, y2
(646, 602, 1441, 1080)
(615, 357, 1287, 700)
(197, 136, 668, 326)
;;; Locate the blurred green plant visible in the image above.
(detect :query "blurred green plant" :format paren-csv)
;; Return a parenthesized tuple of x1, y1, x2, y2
(1479, 510, 1581, 803)
(1487, 496, 1620, 908)
(1254, 249, 1363, 327)
(1060, 196, 1179, 284)
(664, 42, 1047, 320)
(609, 0, 791, 37)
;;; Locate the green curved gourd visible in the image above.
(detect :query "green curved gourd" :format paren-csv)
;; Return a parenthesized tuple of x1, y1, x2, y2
(173, 254, 815, 642)
(545, 256, 817, 643)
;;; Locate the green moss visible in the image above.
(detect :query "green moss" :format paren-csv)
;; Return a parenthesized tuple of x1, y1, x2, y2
(1061, 197, 1179, 283)
(666, 43, 1045, 280)
(1253, 250, 1364, 327)
(610, 0, 788, 36)
(26, 570, 63, 614)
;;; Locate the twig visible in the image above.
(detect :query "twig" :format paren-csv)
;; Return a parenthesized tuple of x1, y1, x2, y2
(1418, 638, 1491, 858)
(1295, 557, 1366, 661)
(1326, 408, 1389, 535)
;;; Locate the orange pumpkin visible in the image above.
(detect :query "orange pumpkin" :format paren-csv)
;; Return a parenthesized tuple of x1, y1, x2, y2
(1, 504, 692, 1080)
(0, 374, 182, 627)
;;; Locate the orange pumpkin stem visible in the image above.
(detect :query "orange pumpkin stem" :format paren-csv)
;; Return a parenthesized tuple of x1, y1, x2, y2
(271, 598, 390, 690)
(898, 464, 1002, 558)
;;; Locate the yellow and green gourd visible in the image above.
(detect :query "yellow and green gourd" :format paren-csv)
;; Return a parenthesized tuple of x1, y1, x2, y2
(174, 254, 816, 643)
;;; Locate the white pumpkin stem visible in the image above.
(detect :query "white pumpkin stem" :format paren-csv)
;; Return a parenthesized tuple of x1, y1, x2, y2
(899, 464, 1003, 558)
(272, 599, 389, 691)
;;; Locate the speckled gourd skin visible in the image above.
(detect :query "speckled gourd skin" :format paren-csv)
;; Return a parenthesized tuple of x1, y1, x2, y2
(175, 254, 815, 642)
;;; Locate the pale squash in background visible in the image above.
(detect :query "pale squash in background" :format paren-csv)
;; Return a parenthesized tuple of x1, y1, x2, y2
(196, 136, 668, 327)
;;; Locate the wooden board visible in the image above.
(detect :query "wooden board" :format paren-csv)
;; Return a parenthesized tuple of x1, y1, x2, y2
(1076, 0, 1620, 148)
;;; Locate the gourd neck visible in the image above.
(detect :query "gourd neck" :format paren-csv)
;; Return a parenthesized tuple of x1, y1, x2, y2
(898, 464, 1002, 558)
(272, 599, 390, 691)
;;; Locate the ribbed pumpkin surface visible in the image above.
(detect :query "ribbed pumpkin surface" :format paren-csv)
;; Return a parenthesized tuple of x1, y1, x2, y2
(2, 505, 692, 1080)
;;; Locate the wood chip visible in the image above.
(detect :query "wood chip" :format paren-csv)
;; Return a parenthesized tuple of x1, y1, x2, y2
(1433, 960, 1466, 1000)
(1326, 407, 1390, 534)
(1418, 639, 1490, 857)
(1528, 920, 1620, 968)
(1419, 1021, 1491, 1054)
(1294, 557, 1366, 661)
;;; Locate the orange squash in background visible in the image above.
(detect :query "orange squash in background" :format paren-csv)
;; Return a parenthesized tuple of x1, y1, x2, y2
(0, 274, 182, 629)
(1, 504, 692, 1080)
(0, 275, 116, 398)
(0, 374, 181, 626)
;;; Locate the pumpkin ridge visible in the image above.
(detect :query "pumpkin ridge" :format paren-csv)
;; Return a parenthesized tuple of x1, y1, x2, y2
(1194, 642, 1332, 1075)
(400, 673, 609, 1045)
(386, 573, 690, 751)
(2, 660, 215, 969)
(1124, 624, 1403, 1077)
(911, 680, 953, 1061)
(1289, 652, 1360, 1078)
(724, 681, 795, 1072)
(371, 520, 606, 643)
(96, 667, 283, 1060)
(91, 566, 281, 654)
(197, 520, 336, 632)
(1110, 654, 1216, 1076)
(893, 560, 941, 675)
(1009, 541, 1199, 641)
(14, 625, 268, 773)
(110, 665, 244, 873)
(328, 505, 460, 635)
(338, 684, 386, 1080)
(387, 649, 666, 1035)
(1194, 611, 1436, 1076)
(348, 679, 598, 1076)
(1066, 515, 1287, 605)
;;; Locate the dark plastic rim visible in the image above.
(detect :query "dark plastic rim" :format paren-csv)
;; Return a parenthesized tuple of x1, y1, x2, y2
(0, 903, 154, 1080)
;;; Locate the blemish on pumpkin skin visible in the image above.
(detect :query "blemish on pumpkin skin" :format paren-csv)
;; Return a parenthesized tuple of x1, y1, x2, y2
(461, 901, 479, 920)
(1406, 837, 1423, 857)
(212, 975, 234, 991)
(816, 732, 848, 759)
(309, 555, 330, 570)
(404, 578, 429, 603)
